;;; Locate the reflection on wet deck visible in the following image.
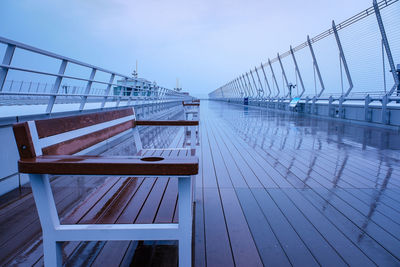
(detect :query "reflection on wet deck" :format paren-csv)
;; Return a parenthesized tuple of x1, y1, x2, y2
(196, 101, 400, 266)
(1, 100, 400, 266)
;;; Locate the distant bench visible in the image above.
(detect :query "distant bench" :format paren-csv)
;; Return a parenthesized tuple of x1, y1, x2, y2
(12, 107, 199, 267)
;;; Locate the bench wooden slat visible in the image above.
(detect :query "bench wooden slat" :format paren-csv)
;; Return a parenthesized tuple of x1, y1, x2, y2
(116, 178, 158, 224)
(98, 178, 145, 224)
(18, 155, 198, 176)
(135, 178, 169, 224)
(42, 120, 135, 155)
(155, 178, 178, 223)
(35, 109, 134, 138)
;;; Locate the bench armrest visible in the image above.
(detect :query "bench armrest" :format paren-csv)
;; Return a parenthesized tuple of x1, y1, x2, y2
(18, 155, 199, 176)
(136, 120, 199, 126)
(183, 103, 200, 106)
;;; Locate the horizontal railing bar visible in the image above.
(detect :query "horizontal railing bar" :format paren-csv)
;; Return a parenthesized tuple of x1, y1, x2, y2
(237, 0, 399, 75)
(0, 91, 184, 99)
(0, 64, 175, 93)
(0, 36, 131, 78)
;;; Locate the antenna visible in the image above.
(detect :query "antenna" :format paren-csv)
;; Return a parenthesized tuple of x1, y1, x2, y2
(132, 60, 138, 78)
(175, 78, 182, 92)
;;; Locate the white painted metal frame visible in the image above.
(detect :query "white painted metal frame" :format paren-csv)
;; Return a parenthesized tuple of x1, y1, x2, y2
(23, 107, 197, 266)
(29, 173, 193, 267)
(0, 36, 190, 113)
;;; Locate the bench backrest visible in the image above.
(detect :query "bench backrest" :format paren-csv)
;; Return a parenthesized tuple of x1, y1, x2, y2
(13, 108, 137, 159)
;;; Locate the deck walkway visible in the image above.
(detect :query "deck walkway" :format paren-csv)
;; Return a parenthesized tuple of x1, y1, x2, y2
(1, 100, 400, 266)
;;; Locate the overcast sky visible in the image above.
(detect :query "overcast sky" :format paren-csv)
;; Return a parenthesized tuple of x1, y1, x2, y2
(1, 0, 373, 98)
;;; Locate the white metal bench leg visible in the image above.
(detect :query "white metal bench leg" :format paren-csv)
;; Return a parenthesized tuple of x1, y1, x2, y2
(178, 176, 192, 267)
(43, 239, 63, 266)
(29, 174, 63, 267)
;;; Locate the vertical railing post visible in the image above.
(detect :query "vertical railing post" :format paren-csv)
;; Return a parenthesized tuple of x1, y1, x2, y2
(307, 36, 325, 97)
(0, 44, 16, 92)
(381, 94, 389, 124)
(290, 46, 306, 97)
(328, 95, 334, 117)
(312, 96, 317, 114)
(79, 68, 97, 111)
(101, 73, 115, 109)
(373, 0, 399, 96)
(364, 94, 371, 122)
(46, 59, 67, 114)
(332, 20, 353, 97)
(339, 95, 345, 119)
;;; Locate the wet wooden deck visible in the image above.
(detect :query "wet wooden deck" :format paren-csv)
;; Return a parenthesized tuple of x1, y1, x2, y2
(1, 100, 400, 266)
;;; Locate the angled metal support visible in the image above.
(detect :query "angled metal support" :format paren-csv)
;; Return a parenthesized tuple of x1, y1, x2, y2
(46, 59, 68, 114)
(233, 80, 241, 99)
(101, 73, 115, 109)
(250, 69, 260, 99)
(277, 53, 290, 98)
(229, 82, 236, 98)
(373, 0, 400, 96)
(0, 44, 16, 92)
(240, 75, 249, 98)
(233, 79, 241, 98)
(79, 68, 97, 110)
(290, 46, 305, 97)
(260, 63, 272, 97)
(307, 35, 325, 97)
(245, 72, 255, 98)
(235, 79, 244, 98)
(268, 58, 280, 98)
(332, 20, 353, 97)
(233, 81, 240, 99)
(254, 67, 265, 99)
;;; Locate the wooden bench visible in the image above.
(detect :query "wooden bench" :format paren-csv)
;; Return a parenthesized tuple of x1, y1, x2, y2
(12, 107, 199, 267)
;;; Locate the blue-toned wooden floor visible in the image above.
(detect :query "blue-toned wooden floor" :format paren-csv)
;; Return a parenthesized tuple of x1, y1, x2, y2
(195, 100, 400, 267)
(1, 100, 400, 266)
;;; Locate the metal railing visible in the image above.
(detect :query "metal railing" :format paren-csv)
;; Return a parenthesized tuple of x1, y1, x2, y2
(209, 0, 400, 125)
(0, 36, 189, 114)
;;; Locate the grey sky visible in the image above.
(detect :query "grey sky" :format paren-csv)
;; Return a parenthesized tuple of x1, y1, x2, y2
(1, 0, 372, 97)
